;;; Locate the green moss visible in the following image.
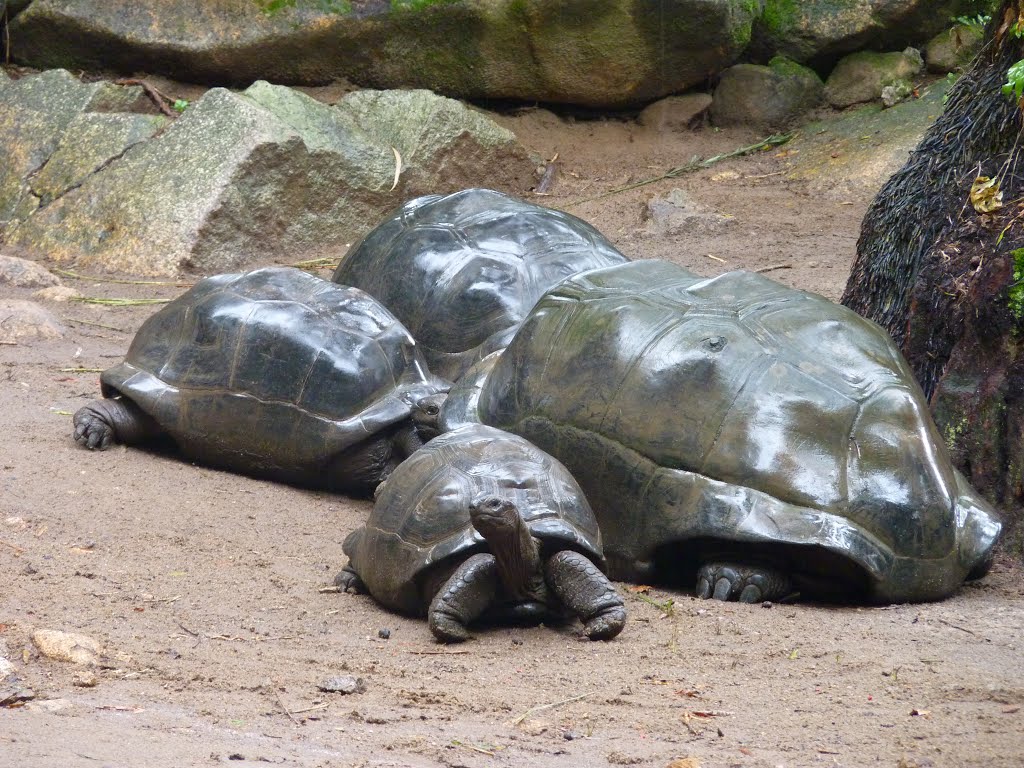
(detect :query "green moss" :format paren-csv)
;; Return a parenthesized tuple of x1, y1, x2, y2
(1009, 247, 1024, 320)
(760, 0, 800, 36)
(943, 416, 970, 452)
(768, 55, 808, 77)
(390, 0, 459, 11)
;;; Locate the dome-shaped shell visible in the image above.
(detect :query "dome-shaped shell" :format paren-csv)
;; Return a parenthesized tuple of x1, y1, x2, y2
(470, 260, 1001, 602)
(343, 424, 604, 616)
(332, 188, 629, 381)
(100, 267, 444, 483)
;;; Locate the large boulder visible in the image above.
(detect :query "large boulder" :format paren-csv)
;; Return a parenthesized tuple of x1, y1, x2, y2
(824, 49, 923, 109)
(0, 70, 147, 225)
(8, 0, 760, 108)
(4, 77, 533, 275)
(750, 0, 976, 67)
(925, 23, 986, 74)
(711, 56, 824, 130)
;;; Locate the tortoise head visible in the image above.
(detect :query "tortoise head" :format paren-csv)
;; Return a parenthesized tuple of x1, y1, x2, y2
(469, 495, 522, 538)
(469, 495, 544, 601)
(412, 393, 446, 441)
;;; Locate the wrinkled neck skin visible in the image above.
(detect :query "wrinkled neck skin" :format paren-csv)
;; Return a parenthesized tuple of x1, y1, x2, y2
(472, 505, 547, 604)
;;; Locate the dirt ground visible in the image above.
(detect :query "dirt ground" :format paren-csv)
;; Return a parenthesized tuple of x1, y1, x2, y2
(2, 86, 1023, 768)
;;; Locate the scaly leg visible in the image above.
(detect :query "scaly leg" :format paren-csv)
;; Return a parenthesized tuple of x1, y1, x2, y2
(545, 550, 626, 641)
(427, 553, 499, 643)
(72, 398, 162, 450)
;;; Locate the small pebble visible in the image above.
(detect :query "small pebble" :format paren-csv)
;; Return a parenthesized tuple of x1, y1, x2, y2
(377, 628, 391, 640)
(317, 675, 366, 695)
(762, 601, 773, 609)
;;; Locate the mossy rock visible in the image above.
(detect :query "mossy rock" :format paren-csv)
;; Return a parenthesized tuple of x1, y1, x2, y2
(9, 0, 759, 108)
(711, 56, 824, 130)
(824, 49, 923, 108)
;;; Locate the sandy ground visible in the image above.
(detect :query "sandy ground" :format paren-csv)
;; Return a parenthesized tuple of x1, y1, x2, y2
(2, 90, 1023, 768)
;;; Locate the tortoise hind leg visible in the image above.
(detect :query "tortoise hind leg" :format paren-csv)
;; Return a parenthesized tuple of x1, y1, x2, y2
(696, 562, 792, 603)
(427, 553, 499, 643)
(73, 397, 162, 451)
(545, 550, 626, 640)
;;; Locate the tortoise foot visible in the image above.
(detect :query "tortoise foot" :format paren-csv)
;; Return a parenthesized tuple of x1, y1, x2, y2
(427, 553, 499, 644)
(696, 562, 791, 603)
(334, 566, 365, 594)
(72, 400, 119, 450)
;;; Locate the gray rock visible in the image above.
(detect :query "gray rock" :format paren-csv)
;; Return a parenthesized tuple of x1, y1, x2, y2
(926, 24, 985, 73)
(0, 70, 148, 226)
(643, 188, 735, 236)
(712, 57, 824, 130)
(0, 300, 65, 343)
(33, 285, 82, 302)
(6, 80, 532, 275)
(317, 675, 365, 695)
(637, 94, 712, 132)
(30, 113, 168, 205)
(336, 89, 532, 194)
(881, 80, 914, 108)
(9, 0, 759, 109)
(0, 254, 60, 288)
(752, 1, 967, 65)
(824, 49, 923, 108)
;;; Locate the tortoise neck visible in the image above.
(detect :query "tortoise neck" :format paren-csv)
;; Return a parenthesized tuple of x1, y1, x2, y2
(479, 508, 545, 602)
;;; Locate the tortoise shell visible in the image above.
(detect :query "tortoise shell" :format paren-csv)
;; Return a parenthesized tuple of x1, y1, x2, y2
(457, 260, 1001, 602)
(342, 423, 604, 616)
(99, 267, 445, 487)
(331, 188, 629, 381)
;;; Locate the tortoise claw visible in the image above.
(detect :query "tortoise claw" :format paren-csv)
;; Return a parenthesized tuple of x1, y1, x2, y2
(696, 563, 791, 603)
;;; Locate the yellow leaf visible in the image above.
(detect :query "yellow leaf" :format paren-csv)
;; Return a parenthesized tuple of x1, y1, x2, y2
(970, 176, 1004, 213)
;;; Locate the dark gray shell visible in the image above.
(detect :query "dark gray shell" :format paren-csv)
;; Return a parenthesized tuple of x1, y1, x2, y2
(100, 267, 446, 486)
(456, 259, 1001, 603)
(342, 424, 604, 616)
(331, 188, 629, 381)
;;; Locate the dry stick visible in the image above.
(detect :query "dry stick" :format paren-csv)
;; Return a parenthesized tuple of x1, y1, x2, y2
(511, 692, 591, 725)
(289, 702, 330, 715)
(936, 617, 976, 635)
(535, 159, 559, 195)
(65, 317, 130, 333)
(755, 263, 793, 274)
(72, 297, 172, 306)
(114, 78, 178, 117)
(453, 740, 495, 757)
(53, 268, 192, 288)
(0, 540, 26, 555)
(274, 690, 302, 725)
(566, 133, 793, 207)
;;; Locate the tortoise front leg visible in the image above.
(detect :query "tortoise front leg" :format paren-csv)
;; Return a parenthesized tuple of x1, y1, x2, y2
(545, 551, 626, 641)
(72, 397, 162, 450)
(334, 564, 367, 594)
(696, 562, 791, 603)
(427, 553, 499, 643)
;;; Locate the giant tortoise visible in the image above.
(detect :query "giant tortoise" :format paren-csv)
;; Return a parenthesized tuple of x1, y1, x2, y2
(72, 267, 447, 494)
(337, 423, 626, 642)
(424, 260, 1002, 604)
(331, 188, 629, 381)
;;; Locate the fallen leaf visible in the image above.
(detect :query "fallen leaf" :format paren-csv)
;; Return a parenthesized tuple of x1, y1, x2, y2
(1002, 705, 1020, 714)
(667, 758, 701, 768)
(675, 689, 702, 698)
(739, 747, 753, 756)
(970, 176, 1004, 213)
(627, 585, 652, 594)
(910, 708, 931, 717)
